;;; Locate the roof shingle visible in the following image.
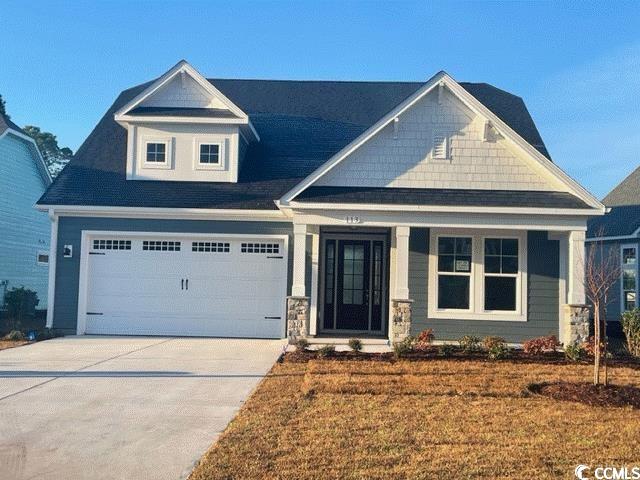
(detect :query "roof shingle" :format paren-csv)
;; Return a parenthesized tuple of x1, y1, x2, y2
(38, 77, 553, 209)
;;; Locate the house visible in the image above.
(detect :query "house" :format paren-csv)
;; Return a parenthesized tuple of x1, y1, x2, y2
(587, 166, 640, 332)
(1, 110, 52, 315)
(37, 60, 605, 345)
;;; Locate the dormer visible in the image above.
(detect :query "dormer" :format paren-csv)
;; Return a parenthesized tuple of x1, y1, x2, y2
(114, 60, 258, 182)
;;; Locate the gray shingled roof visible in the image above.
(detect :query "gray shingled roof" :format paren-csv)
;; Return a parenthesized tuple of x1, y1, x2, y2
(38, 77, 553, 210)
(603, 166, 640, 207)
(127, 106, 240, 118)
(0, 112, 24, 136)
(296, 186, 590, 209)
(587, 205, 640, 238)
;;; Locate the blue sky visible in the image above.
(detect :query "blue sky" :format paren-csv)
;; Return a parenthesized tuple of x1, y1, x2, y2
(1, 1, 638, 198)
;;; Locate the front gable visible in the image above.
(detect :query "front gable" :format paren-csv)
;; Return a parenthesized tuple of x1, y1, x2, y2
(313, 86, 564, 191)
(282, 72, 603, 212)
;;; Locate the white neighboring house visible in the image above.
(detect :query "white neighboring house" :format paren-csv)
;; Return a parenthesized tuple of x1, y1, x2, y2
(37, 60, 604, 345)
(0, 111, 52, 316)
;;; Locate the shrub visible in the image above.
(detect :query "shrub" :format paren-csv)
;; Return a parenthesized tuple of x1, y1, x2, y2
(348, 338, 363, 352)
(621, 308, 640, 357)
(294, 337, 309, 351)
(393, 336, 415, 358)
(459, 335, 481, 352)
(35, 328, 62, 341)
(564, 344, 584, 362)
(4, 287, 39, 331)
(581, 336, 605, 357)
(487, 343, 511, 361)
(316, 345, 336, 357)
(523, 335, 561, 355)
(482, 336, 506, 351)
(438, 344, 455, 357)
(4, 330, 25, 341)
(414, 329, 435, 352)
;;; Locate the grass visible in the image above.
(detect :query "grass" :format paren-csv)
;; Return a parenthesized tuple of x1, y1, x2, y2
(190, 358, 640, 480)
(0, 340, 29, 351)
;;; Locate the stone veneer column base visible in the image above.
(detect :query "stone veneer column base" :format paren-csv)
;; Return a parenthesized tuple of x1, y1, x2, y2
(391, 299, 413, 344)
(286, 296, 309, 344)
(563, 304, 591, 347)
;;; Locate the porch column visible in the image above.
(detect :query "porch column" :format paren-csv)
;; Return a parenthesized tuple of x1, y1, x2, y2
(563, 230, 589, 346)
(291, 223, 307, 297)
(568, 230, 586, 305)
(394, 226, 410, 299)
(391, 226, 413, 343)
(287, 223, 309, 343)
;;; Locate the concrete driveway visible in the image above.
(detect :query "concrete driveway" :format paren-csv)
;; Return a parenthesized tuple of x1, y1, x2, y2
(0, 336, 285, 480)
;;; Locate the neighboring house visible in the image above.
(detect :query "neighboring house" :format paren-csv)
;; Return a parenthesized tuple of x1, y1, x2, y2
(1, 111, 52, 312)
(37, 60, 605, 345)
(587, 166, 640, 331)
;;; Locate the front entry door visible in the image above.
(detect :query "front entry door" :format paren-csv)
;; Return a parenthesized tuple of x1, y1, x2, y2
(322, 237, 386, 333)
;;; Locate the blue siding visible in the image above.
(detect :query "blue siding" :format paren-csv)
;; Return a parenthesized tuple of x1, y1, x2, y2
(52, 217, 293, 333)
(595, 238, 640, 324)
(0, 134, 50, 308)
(409, 228, 560, 343)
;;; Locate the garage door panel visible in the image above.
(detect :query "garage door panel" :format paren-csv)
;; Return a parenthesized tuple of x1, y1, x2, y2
(85, 235, 287, 338)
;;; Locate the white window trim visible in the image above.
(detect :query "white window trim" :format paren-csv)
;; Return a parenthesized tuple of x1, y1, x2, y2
(142, 138, 172, 169)
(620, 244, 638, 313)
(428, 229, 528, 321)
(193, 138, 226, 171)
(36, 250, 49, 266)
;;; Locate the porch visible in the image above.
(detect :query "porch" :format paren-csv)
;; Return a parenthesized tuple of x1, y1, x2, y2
(285, 213, 591, 346)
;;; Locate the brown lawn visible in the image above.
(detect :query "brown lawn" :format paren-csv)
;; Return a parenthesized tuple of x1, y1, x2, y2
(0, 340, 29, 351)
(190, 357, 640, 480)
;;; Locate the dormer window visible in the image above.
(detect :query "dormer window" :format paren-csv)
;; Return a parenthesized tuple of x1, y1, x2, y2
(195, 140, 225, 170)
(146, 143, 166, 163)
(199, 144, 220, 164)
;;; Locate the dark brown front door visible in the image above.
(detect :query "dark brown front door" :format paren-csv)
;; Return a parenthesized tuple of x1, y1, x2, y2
(322, 238, 385, 333)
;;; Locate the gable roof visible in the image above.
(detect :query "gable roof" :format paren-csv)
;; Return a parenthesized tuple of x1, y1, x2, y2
(1, 112, 52, 185)
(587, 205, 640, 239)
(39, 74, 564, 210)
(0, 112, 24, 136)
(603, 165, 640, 207)
(280, 72, 602, 211)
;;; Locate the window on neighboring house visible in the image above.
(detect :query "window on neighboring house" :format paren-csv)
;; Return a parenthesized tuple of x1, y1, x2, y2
(199, 144, 220, 164)
(484, 238, 519, 311)
(621, 245, 637, 312)
(36, 251, 49, 266)
(436, 237, 472, 310)
(146, 142, 167, 163)
(432, 132, 449, 160)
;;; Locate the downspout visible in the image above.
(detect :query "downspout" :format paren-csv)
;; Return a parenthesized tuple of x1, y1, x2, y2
(45, 209, 58, 329)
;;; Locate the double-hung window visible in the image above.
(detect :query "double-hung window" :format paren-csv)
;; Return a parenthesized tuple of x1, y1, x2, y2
(483, 238, 519, 311)
(429, 230, 526, 321)
(436, 237, 472, 310)
(621, 245, 637, 312)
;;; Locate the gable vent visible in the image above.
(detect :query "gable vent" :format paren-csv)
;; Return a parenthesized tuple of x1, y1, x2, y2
(432, 133, 449, 160)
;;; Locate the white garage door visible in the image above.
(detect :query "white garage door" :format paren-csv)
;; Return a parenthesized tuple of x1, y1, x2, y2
(83, 235, 287, 338)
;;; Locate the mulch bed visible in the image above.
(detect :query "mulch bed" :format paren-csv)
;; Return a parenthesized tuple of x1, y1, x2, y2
(284, 348, 640, 368)
(527, 381, 640, 409)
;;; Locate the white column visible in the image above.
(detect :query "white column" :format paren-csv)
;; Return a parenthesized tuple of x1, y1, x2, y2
(45, 210, 58, 328)
(567, 230, 586, 305)
(308, 227, 320, 335)
(394, 226, 410, 299)
(291, 223, 307, 297)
